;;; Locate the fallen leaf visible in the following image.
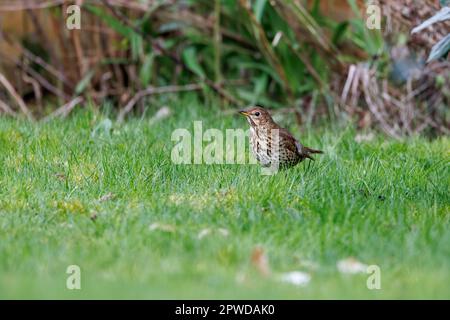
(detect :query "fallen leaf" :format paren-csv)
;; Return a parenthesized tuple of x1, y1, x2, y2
(251, 246, 271, 277)
(148, 222, 176, 233)
(337, 257, 368, 274)
(279, 271, 311, 286)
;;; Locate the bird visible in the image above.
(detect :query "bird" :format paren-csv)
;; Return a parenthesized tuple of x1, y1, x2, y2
(239, 106, 323, 169)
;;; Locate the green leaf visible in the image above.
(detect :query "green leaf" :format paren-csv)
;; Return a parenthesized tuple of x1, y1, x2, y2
(140, 53, 155, 87)
(237, 61, 282, 85)
(158, 21, 186, 33)
(347, 0, 361, 18)
(236, 89, 285, 108)
(254, 0, 267, 22)
(182, 47, 205, 78)
(249, 74, 268, 104)
(427, 34, 450, 62)
(332, 22, 349, 45)
(310, 0, 322, 19)
(75, 70, 94, 95)
(130, 34, 143, 61)
(85, 4, 137, 40)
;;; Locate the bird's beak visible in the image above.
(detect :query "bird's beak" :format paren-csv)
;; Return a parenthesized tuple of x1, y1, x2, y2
(239, 110, 249, 117)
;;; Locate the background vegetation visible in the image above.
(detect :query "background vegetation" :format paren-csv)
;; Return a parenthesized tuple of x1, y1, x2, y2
(0, 0, 449, 136)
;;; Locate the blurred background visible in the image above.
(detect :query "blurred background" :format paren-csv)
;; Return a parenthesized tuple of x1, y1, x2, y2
(0, 0, 449, 137)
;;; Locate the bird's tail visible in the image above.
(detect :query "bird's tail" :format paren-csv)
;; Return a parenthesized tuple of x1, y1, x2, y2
(302, 146, 323, 161)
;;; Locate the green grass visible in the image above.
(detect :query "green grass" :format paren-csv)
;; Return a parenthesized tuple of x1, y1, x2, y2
(0, 97, 449, 299)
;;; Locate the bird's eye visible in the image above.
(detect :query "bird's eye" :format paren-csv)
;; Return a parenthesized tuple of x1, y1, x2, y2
(254, 112, 260, 117)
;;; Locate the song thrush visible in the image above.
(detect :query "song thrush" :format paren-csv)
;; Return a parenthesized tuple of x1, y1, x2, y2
(239, 106, 323, 168)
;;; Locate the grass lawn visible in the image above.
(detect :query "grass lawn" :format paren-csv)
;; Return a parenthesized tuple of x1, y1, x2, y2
(0, 97, 449, 299)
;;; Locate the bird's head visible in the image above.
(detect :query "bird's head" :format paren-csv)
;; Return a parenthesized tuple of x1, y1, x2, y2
(239, 106, 274, 128)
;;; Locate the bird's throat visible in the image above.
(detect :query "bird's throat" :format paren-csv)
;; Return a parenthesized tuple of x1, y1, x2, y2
(247, 117, 256, 127)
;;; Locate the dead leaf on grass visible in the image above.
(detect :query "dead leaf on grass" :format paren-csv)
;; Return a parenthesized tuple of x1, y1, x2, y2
(251, 246, 271, 277)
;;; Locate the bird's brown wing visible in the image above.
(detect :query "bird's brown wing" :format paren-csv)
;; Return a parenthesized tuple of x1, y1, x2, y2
(276, 127, 322, 161)
(278, 128, 301, 155)
(279, 128, 317, 159)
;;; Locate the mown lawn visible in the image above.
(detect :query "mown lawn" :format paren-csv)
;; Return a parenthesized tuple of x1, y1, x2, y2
(0, 97, 449, 299)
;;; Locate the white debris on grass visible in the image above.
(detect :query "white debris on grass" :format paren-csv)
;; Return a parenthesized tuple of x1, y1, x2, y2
(337, 257, 368, 274)
(279, 271, 311, 286)
(148, 222, 176, 233)
(197, 228, 229, 240)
